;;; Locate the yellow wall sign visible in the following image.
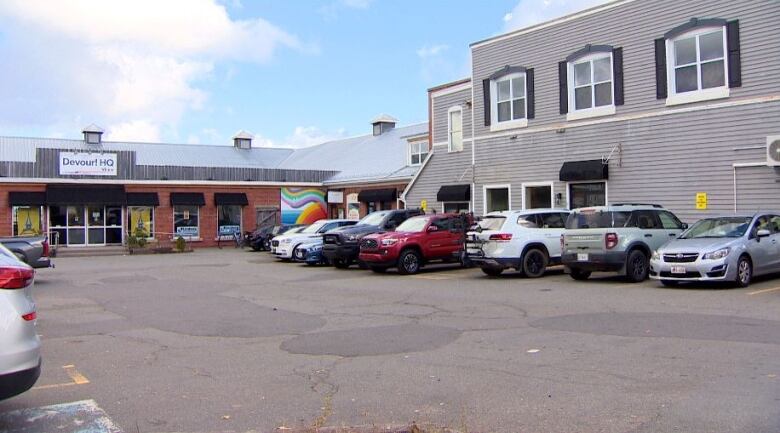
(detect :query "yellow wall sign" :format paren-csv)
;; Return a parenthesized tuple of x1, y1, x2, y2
(695, 192, 707, 210)
(420, 200, 427, 211)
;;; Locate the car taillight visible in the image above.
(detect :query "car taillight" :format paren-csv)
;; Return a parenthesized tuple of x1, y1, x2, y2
(605, 233, 619, 250)
(42, 240, 50, 257)
(489, 233, 513, 242)
(22, 312, 36, 321)
(0, 267, 34, 289)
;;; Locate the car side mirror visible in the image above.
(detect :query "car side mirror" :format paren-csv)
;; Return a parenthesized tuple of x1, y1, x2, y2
(385, 221, 397, 230)
(681, 223, 688, 230)
(427, 225, 438, 232)
(757, 229, 771, 238)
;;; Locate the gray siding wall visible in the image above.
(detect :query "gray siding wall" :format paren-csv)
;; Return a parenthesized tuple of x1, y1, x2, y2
(472, 100, 780, 222)
(0, 148, 336, 183)
(471, 0, 780, 137)
(431, 86, 473, 144)
(405, 139, 474, 212)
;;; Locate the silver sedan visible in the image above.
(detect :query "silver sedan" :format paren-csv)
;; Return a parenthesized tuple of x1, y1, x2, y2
(649, 213, 780, 287)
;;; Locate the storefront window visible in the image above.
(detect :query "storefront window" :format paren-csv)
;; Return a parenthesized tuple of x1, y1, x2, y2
(569, 182, 606, 209)
(174, 205, 200, 239)
(12, 206, 43, 236)
(443, 202, 470, 213)
(217, 205, 242, 238)
(128, 206, 155, 238)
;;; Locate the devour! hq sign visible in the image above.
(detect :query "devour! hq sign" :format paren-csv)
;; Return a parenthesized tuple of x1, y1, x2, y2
(59, 152, 118, 176)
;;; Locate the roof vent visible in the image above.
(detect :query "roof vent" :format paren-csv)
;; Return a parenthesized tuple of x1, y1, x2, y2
(370, 114, 397, 136)
(232, 130, 254, 149)
(82, 124, 104, 145)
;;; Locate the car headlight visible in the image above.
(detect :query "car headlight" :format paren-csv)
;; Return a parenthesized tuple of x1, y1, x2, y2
(651, 250, 661, 260)
(381, 238, 398, 246)
(281, 238, 291, 244)
(703, 247, 730, 260)
(345, 234, 358, 242)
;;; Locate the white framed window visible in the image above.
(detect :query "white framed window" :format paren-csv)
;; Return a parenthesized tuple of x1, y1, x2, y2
(409, 140, 428, 165)
(447, 106, 463, 152)
(483, 184, 511, 214)
(173, 205, 200, 239)
(567, 53, 615, 120)
(666, 25, 729, 106)
(128, 206, 155, 239)
(521, 182, 555, 210)
(217, 205, 242, 239)
(490, 72, 527, 131)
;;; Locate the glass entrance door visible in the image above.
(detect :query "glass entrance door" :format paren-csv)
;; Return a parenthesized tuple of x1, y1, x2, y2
(87, 206, 105, 245)
(49, 205, 124, 246)
(67, 206, 86, 245)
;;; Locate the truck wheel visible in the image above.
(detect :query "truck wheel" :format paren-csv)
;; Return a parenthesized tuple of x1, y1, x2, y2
(569, 268, 591, 280)
(397, 249, 422, 275)
(522, 248, 548, 278)
(251, 244, 262, 252)
(481, 267, 503, 277)
(333, 259, 350, 269)
(370, 266, 388, 274)
(626, 250, 649, 283)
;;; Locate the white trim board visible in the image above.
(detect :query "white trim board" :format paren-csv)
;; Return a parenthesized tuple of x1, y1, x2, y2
(430, 81, 472, 98)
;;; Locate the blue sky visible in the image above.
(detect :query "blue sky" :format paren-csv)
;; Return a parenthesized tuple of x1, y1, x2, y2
(0, 0, 605, 147)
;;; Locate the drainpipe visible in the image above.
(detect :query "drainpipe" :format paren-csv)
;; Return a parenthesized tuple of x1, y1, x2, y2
(470, 51, 476, 214)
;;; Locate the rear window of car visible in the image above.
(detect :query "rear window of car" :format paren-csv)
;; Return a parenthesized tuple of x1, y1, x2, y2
(566, 210, 631, 229)
(477, 216, 506, 231)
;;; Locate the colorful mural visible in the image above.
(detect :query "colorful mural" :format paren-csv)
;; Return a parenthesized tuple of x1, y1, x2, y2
(281, 188, 327, 224)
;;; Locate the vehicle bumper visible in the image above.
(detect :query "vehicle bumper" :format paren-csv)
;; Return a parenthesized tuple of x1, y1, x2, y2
(562, 251, 627, 272)
(273, 246, 294, 259)
(294, 248, 323, 264)
(29, 257, 52, 269)
(358, 251, 397, 267)
(469, 256, 521, 270)
(649, 257, 734, 281)
(0, 358, 41, 400)
(322, 244, 359, 261)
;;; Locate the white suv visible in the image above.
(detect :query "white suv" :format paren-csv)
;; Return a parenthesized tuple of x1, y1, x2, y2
(466, 209, 570, 277)
(0, 243, 41, 400)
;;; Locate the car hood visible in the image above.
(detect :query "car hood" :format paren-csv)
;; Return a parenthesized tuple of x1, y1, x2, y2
(365, 231, 419, 241)
(275, 233, 321, 243)
(297, 238, 323, 248)
(658, 237, 741, 253)
(334, 224, 382, 237)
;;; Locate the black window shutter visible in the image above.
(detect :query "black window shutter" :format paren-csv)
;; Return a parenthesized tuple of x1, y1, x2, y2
(482, 79, 491, 126)
(654, 38, 667, 99)
(727, 20, 742, 88)
(558, 61, 568, 114)
(612, 47, 624, 106)
(526, 68, 535, 119)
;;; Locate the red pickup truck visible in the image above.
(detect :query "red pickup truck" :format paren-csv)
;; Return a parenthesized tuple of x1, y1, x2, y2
(358, 213, 468, 275)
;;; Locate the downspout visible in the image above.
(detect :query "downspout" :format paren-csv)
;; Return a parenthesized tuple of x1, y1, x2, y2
(470, 50, 476, 214)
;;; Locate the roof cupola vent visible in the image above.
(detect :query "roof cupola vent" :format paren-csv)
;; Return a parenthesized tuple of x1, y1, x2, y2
(370, 114, 397, 136)
(82, 124, 104, 145)
(232, 130, 254, 149)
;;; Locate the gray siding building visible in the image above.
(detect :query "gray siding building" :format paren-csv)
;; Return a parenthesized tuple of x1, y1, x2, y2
(405, 0, 780, 222)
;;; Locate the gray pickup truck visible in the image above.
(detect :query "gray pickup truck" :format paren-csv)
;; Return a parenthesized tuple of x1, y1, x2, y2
(0, 235, 52, 269)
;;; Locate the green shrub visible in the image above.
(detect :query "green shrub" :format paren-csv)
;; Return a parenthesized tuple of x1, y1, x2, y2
(175, 236, 186, 252)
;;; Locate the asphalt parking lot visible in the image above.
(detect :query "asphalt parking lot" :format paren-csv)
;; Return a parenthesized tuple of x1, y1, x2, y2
(2, 249, 780, 433)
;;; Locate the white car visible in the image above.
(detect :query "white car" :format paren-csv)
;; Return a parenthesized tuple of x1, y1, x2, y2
(272, 219, 356, 260)
(466, 209, 570, 277)
(0, 242, 41, 400)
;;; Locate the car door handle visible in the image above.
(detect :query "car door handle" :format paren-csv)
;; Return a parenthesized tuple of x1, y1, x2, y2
(644, 234, 653, 238)
(668, 233, 676, 237)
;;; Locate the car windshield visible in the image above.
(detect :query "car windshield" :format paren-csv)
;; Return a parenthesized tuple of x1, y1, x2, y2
(396, 216, 430, 233)
(566, 210, 631, 229)
(680, 217, 752, 239)
(301, 221, 327, 234)
(477, 216, 506, 231)
(359, 211, 390, 226)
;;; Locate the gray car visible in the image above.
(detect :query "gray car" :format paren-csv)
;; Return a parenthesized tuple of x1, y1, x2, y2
(650, 213, 780, 287)
(0, 242, 41, 400)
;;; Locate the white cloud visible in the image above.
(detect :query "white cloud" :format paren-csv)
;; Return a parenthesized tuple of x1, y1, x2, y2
(416, 44, 449, 59)
(502, 0, 610, 32)
(0, 0, 306, 140)
(255, 126, 348, 149)
(105, 120, 161, 142)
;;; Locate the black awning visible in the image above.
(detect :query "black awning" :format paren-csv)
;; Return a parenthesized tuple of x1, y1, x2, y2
(437, 184, 471, 202)
(8, 192, 46, 206)
(170, 192, 205, 206)
(46, 185, 126, 205)
(214, 193, 248, 206)
(358, 188, 397, 203)
(559, 160, 609, 182)
(126, 192, 160, 206)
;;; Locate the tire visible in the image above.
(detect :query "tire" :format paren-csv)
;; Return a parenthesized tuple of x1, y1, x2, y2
(250, 244, 262, 252)
(625, 250, 649, 283)
(370, 266, 388, 274)
(569, 268, 591, 280)
(333, 259, 352, 269)
(481, 267, 504, 277)
(735, 255, 752, 288)
(660, 280, 679, 287)
(522, 248, 548, 278)
(397, 249, 422, 275)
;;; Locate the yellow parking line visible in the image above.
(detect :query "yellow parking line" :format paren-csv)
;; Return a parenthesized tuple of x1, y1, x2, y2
(31, 365, 90, 391)
(747, 286, 780, 296)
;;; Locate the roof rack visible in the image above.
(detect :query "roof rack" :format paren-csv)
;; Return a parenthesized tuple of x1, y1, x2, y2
(611, 203, 663, 208)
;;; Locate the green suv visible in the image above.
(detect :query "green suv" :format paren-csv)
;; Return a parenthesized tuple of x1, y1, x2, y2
(561, 204, 687, 282)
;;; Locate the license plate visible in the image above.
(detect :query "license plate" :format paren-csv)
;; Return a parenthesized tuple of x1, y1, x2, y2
(577, 253, 588, 261)
(671, 266, 686, 274)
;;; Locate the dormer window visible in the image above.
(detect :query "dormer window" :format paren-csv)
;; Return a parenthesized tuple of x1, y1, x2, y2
(656, 18, 741, 106)
(562, 44, 622, 121)
(409, 140, 428, 165)
(232, 130, 254, 149)
(82, 123, 104, 145)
